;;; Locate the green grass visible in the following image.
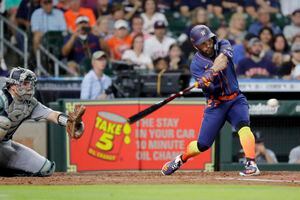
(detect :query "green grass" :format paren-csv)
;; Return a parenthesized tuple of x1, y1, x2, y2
(0, 185, 299, 200)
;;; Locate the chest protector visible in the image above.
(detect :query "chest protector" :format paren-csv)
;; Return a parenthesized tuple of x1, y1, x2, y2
(0, 90, 38, 140)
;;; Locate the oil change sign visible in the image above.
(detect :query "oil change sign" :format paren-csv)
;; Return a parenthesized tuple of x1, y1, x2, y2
(67, 101, 214, 172)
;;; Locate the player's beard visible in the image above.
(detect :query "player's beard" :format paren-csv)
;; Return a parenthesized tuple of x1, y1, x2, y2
(199, 47, 214, 58)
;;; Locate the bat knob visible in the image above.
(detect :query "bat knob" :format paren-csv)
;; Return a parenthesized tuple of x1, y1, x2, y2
(127, 118, 132, 124)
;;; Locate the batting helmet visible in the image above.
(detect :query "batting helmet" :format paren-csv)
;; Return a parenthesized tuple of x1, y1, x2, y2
(190, 25, 216, 46)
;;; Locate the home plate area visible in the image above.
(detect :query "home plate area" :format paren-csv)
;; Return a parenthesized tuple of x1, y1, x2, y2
(0, 171, 300, 186)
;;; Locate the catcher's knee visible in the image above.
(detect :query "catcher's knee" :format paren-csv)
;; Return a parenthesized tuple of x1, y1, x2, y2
(197, 142, 210, 152)
(36, 160, 55, 177)
(0, 116, 11, 140)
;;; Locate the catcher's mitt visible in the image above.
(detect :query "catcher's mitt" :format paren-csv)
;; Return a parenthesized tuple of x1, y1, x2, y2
(66, 105, 86, 139)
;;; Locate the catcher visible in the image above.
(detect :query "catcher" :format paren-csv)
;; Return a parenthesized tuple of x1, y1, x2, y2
(0, 67, 85, 177)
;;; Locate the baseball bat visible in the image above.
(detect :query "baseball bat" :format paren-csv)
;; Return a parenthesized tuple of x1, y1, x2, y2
(127, 82, 198, 124)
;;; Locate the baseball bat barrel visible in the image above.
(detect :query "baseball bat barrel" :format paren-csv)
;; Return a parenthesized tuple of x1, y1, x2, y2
(127, 83, 198, 124)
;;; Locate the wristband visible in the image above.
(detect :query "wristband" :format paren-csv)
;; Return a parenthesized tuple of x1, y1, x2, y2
(57, 113, 68, 126)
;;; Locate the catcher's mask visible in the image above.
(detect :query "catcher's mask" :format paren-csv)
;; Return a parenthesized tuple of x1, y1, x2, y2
(7, 67, 37, 101)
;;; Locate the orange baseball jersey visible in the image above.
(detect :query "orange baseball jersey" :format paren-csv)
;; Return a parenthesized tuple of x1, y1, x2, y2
(64, 8, 96, 32)
(106, 35, 133, 60)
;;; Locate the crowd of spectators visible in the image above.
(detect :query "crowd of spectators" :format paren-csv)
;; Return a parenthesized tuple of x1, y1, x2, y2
(0, 0, 300, 80)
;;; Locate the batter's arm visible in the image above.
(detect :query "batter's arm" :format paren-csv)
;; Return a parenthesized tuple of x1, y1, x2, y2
(211, 53, 228, 72)
(211, 39, 233, 73)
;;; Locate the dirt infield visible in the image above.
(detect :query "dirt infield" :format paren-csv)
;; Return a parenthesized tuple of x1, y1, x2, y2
(1, 171, 300, 186)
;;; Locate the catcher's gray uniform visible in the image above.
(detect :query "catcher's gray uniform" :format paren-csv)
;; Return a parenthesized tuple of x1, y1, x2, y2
(0, 68, 55, 176)
(0, 89, 55, 176)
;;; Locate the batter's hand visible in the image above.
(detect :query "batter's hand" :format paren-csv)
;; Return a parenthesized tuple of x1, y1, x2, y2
(197, 69, 215, 88)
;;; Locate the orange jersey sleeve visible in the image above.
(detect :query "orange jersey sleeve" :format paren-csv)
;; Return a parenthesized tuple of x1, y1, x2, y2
(106, 35, 133, 60)
(64, 10, 77, 32)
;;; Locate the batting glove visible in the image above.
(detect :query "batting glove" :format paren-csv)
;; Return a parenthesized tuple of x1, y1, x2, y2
(197, 69, 217, 88)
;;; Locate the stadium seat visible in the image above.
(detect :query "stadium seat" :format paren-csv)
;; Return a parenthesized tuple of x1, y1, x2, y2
(271, 13, 290, 29)
(41, 31, 65, 58)
(40, 31, 65, 75)
(165, 11, 189, 37)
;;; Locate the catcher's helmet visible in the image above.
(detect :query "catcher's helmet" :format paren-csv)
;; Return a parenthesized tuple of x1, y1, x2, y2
(7, 67, 37, 85)
(190, 25, 216, 46)
(6, 67, 37, 101)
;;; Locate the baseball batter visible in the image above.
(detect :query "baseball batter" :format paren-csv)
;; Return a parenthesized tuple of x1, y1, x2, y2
(0, 67, 84, 176)
(161, 25, 260, 176)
